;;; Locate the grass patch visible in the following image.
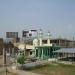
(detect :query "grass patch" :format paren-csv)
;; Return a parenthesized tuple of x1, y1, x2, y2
(31, 63, 75, 75)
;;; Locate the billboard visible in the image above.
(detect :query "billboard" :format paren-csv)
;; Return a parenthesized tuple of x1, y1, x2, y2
(6, 32, 18, 38)
(22, 30, 29, 37)
(30, 30, 37, 37)
(22, 30, 37, 38)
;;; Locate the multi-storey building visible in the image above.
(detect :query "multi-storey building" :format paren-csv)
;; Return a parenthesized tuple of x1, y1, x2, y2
(6, 32, 20, 43)
(42, 38, 75, 48)
(50, 38, 75, 48)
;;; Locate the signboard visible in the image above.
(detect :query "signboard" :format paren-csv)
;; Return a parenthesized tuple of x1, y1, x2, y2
(6, 32, 18, 38)
(30, 30, 37, 38)
(22, 30, 37, 38)
(22, 30, 29, 37)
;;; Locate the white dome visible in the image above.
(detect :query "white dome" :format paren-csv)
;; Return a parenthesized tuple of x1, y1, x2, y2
(33, 39, 38, 46)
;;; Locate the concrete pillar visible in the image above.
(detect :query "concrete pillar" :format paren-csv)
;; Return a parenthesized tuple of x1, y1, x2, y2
(3, 48, 7, 66)
(38, 48, 39, 59)
(3, 48, 5, 65)
(41, 48, 43, 59)
(39, 29, 43, 46)
(35, 49, 36, 57)
(24, 43, 26, 57)
(39, 38, 42, 46)
(12, 48, 15, 56)
(9, 48, 11, 56)
(47, 31, 51, 45)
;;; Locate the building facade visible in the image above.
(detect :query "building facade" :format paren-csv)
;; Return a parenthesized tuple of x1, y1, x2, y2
(0, 38, 4, 55)
(42, 38, 75, 48)
(6, 32, 20, 43)
(50, 38, 75, 48)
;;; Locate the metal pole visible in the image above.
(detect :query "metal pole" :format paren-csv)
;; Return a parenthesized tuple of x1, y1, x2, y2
(16, 53, 18, 70)
(24, 37, 26, 58)
(6, 66, 7, 75)
(5, 51, 7, 75)
(3, 48, 5, 66)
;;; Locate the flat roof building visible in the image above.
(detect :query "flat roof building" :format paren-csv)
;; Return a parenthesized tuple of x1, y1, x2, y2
(42, 38, 75, 48)
(50, 38, 75, 48)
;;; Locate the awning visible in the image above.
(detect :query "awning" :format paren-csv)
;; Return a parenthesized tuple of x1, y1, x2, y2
(54, 48, 75, 53)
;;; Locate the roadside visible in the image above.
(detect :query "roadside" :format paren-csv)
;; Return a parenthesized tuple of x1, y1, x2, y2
(0, 55, 42, 75)
(0, 55, 3, 67)
(8, 67, 42, 75)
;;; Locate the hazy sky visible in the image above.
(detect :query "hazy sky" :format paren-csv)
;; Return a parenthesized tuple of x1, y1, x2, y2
(0, 0, 75, 39)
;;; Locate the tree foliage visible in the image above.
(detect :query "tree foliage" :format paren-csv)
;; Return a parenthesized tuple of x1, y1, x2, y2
(17, 52, 25, 64)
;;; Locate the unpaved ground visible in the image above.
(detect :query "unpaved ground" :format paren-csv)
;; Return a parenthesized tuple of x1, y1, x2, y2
(0, 72, 18, 75)
(0, 56, 17, 75)
(31, 63, 75, 75)
(0, 55, 3, 67)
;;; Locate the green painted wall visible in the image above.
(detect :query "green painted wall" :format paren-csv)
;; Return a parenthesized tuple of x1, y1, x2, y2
(35, 45, 60, 60)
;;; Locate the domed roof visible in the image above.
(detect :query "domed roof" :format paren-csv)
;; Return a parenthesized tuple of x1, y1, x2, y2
(33, 39, 38, 46)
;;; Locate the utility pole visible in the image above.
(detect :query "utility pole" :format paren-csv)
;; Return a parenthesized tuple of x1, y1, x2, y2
(3, 48, 7, 75)
(73, 36, 75, 48)
(22, 30, 27, 58)
(5, 51, 7, 75)
(24, 37, 26, 58)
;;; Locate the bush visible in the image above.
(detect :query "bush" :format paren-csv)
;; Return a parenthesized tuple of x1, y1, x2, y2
(17, 53, 25, 64)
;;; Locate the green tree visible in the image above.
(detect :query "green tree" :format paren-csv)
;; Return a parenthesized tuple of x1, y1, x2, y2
(17, 52, 25, 64)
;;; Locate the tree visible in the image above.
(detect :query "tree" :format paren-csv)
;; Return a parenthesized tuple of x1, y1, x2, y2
(17, 52, 25, 64)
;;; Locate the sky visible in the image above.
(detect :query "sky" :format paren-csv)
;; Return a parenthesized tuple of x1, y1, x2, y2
(0, 0, 75, 39)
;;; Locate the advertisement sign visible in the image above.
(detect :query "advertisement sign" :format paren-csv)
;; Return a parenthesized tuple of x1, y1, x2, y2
(6, 32, 18, 38)
(22, 30, 37, 38)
